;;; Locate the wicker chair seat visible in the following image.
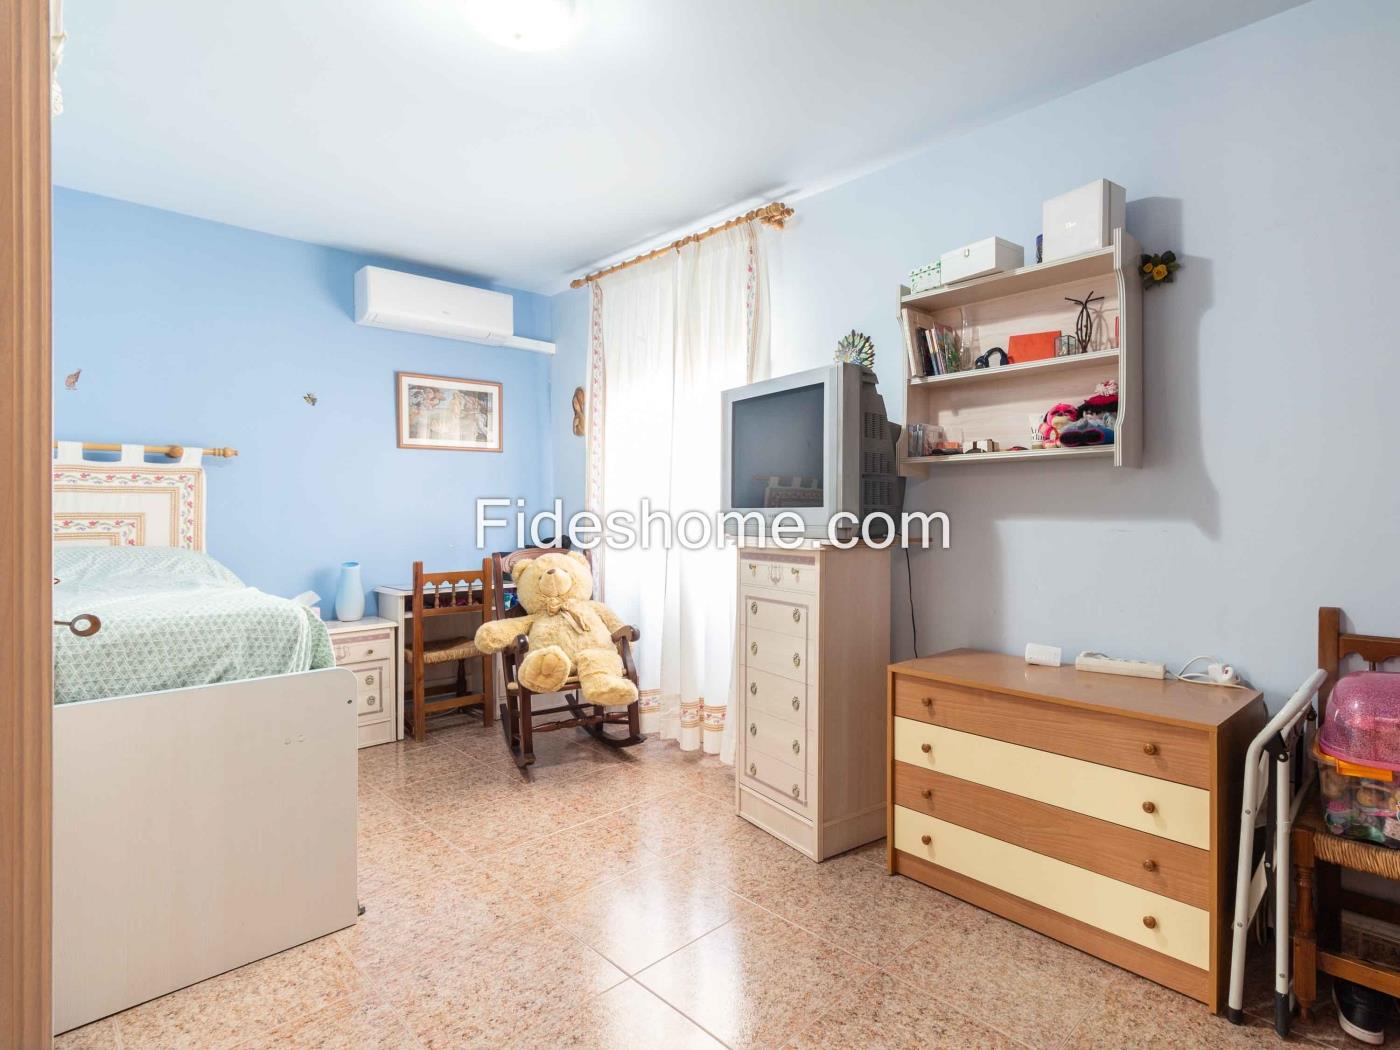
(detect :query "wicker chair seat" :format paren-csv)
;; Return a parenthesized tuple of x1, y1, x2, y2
(410, 637, 482, 665)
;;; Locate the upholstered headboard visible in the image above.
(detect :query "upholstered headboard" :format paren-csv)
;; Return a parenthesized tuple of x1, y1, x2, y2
(52, 442, 207, 550)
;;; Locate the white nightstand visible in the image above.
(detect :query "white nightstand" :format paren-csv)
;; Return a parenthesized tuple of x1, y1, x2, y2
(324, 616, 398, 748)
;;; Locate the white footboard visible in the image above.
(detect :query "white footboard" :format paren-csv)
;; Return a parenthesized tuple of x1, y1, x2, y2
(53, 668, 359, 1034)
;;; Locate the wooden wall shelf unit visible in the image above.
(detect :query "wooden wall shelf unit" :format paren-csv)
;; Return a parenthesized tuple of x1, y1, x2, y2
(899, 229, 1141, 473)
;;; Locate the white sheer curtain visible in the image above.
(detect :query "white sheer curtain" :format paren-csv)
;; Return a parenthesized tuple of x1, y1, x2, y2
(585, 222, 770, 759)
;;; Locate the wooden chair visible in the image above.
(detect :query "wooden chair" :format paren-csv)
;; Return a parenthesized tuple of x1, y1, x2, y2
(404, 561, 494, 742)
(1292, 606, 1400, 1020)
(489, 548, 645, 768)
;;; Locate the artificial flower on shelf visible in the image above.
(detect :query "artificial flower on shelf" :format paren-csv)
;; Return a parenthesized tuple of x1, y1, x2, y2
(1140, 250, 1180, 289)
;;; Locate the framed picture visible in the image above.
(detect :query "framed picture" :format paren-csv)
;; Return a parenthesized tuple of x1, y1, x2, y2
(396, 372, 503, 452)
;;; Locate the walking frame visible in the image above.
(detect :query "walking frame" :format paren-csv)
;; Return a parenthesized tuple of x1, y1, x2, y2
(1226, 668, 1326, 1033)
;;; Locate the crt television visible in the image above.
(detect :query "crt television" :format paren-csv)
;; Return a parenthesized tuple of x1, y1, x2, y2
(720, 363, 903, 538)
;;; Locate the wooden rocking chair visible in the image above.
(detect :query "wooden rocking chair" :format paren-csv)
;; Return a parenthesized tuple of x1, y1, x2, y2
(489, 548, 645, 769)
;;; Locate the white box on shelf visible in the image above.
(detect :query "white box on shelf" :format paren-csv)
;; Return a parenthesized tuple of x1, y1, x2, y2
(940, 237, 1024, 285)
(909, 262, 942, 294)
(1042, 179, 1125, 262)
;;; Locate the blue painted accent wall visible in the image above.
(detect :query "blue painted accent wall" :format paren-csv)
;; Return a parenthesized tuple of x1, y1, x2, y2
(549, 0, 1400, 707)
(53, 187, 555, 613)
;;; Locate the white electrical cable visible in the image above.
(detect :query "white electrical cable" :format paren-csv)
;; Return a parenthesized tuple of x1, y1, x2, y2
(1172, 654, 1251, 689)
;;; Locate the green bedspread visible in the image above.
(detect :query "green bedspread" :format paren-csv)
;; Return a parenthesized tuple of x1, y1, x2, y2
(53, 547, 335, 705)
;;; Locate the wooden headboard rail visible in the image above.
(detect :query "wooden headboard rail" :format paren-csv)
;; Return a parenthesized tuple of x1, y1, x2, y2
(1318, 606, 1400, 723)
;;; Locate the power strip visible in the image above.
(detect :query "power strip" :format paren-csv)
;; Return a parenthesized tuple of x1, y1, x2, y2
(1074, 651, 1166, 680)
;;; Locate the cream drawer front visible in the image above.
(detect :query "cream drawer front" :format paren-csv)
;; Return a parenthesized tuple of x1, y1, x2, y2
(746, 667, 808, 726)
(333, 630, 392, 665)
(895, 807, 1209, 969)
(745, 626, 810, 683)
(742, 743, 808, 807)
(893, 718, 1210, 849)
(744, 593, 810, 639)
(350, 663, 387, 719)
(744, 709, 807, 766)
(739, 556, 819, 595)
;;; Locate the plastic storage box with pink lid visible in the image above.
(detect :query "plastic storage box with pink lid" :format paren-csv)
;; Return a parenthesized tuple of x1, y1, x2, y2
(1316, 672, 1400, 845)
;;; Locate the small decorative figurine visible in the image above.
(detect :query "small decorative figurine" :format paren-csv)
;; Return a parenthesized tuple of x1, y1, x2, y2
(571, 387, 586, 436)
(1140, 251, 1180, 289)
(835, 329, 876, 368)
(64, 368, 81, 390)
(1064, 290, 1105, 352)
(974, 347, 1008, 369)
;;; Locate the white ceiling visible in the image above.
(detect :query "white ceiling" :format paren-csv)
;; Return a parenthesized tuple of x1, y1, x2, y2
(53, 0, 1302, 293)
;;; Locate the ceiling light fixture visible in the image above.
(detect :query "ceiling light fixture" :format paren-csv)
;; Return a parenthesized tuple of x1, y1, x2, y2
(467, 0, 577, 52)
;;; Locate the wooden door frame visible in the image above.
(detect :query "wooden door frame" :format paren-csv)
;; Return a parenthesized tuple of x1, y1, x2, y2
(1, 0, 53, 1046)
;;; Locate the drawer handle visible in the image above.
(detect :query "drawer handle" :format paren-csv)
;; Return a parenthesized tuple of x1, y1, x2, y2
(791, 567, 800, 578)
(1142, 801, 1157, 814)
(792, 608, 801, 623)
(791, 653, 801, 668)
(920, 743, 932, 754)
(791, 784, 801, 798)
(791, 740, 800, 755)
(366, 694, 377, 704)
(791, 696, 800, 712)
(921, 696, 933, 708)
(365, 648, 374, 656)
(749, 762, 756, 775)
(1142, 916, 1158, 930)
(750, 682, 757, 695)
(749, 722, 757, 736)
(1142, 859, 1158, 872)
(365, 673, 375, 685)
(750, 601, 758, 615)
(750, 642, 758, 655)
(1143, 742, 1159, 756)
(920, 834, 932, 846)
(920, 788, 932, 800)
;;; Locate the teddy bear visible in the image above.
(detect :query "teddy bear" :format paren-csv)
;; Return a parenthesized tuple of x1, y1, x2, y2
(473, 550, 639, 707)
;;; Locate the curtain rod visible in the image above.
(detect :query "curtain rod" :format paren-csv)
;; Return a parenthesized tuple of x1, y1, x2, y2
(570, 201, 794, 289)
(52, 442, 239, 459)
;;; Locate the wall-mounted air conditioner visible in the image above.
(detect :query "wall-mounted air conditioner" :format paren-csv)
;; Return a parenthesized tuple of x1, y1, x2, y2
(352, 266, 554, 354)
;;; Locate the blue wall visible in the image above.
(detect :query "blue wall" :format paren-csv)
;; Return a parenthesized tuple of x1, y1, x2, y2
(550, 0, 1400, 707)
(53, 187, 555, 613)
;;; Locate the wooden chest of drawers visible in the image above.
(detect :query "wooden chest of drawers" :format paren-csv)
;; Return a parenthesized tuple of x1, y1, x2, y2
(887, 650, 1265, 1012)
(735, 542, 889, 860)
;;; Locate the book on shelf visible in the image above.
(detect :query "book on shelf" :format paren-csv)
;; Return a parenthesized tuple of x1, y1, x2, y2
(902, 313, 926, 378)
(921, 328, 940, 376)
(932, 323, 960, 374)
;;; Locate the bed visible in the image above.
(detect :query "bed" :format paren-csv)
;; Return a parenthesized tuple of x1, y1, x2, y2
(53, 546, 336, 703)
(51, 442, 358, 1034)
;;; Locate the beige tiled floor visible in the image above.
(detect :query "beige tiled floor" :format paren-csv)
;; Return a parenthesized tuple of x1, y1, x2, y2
(60, 720, 1354, 1049)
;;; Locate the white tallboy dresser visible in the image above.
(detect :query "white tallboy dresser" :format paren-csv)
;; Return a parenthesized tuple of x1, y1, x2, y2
(734, 539, 891, 860)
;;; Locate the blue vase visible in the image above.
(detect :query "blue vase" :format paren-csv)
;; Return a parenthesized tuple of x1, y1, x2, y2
(334, 562, 364, 622)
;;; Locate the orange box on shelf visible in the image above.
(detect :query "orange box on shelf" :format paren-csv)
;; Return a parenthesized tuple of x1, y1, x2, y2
(1007, 331, 1059, 363)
